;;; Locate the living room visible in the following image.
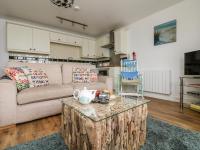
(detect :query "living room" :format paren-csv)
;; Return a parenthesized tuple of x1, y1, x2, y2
(0, 0, 200, 150)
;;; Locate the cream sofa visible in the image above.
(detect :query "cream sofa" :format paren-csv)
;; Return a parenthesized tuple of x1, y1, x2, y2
(0, 62, 113, 127)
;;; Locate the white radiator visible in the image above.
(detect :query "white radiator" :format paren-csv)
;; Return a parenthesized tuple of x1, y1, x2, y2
(142, 70, 171, 95)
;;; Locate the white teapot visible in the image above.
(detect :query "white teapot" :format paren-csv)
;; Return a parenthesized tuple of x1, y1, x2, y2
(73, 87, 96, 104)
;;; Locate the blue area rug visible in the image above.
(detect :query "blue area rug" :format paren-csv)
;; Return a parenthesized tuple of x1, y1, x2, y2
(141, 117, 200, 150)
(6, 117, 200, 150)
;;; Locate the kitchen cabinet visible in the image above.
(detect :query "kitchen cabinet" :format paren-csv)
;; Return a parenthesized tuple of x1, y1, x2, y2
(72, 36, 82, 47)
(88, 39, 96, 58)
(7, 23, 32, 52)
(81, 38, 89, 58)
(65, 34, 80, 46)
(50, 32, 67, 44)
(50, 32, 82, 47)
(96, 35, 110, 58)
(7, 23, 50, 54)
(114, 28, 128, 54)
(32, 28, 50, 53)
(101, 34, 110, 46)
(81, 39, 96, 58)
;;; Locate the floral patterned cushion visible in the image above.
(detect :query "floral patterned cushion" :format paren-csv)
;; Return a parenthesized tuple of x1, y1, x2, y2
(5, 67, 30, 91)
(72, 67, 90, 83)
(22, 67, 49, 88)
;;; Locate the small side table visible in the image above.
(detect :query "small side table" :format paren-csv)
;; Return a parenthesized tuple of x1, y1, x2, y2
(180, 76, 200, 112)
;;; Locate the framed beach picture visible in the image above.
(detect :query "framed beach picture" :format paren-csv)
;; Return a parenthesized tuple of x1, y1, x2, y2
(154, 20, 177, 46)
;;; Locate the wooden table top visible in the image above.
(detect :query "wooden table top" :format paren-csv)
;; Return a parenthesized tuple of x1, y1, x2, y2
(62, 96, 149, 122)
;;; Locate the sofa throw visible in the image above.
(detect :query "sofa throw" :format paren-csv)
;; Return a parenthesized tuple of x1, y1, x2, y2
(72, 67, 90, 83)
(5, 67, 30, 91)
(22, 67, 49, 88)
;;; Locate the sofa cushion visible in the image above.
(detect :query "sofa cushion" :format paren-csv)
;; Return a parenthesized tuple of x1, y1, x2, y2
(62, 63, 96, 84)
(5, 67, 30, 91)
(72, 82, 107, 90)
(72, 67, 90, 83)
(8, 61, 62, 85)
(21, 67, 49, 88)
(17, 85, 73, 105)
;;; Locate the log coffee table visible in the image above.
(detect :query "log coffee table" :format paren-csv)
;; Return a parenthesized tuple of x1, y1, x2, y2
(61, 96, 149, 150)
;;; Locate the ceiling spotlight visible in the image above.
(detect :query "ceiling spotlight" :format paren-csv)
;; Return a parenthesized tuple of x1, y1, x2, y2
(73, 5, 80, 11)
(50, 0, 75, 8)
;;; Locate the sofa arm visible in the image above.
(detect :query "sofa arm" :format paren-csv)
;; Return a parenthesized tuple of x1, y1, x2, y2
(98, 76, 113, 92)
(0, 79, 17, 127)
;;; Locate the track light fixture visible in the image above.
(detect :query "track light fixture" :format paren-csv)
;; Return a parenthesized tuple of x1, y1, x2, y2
(57, 16, 88, 30)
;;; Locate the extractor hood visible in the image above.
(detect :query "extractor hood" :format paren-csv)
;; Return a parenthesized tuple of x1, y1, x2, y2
(101, 30, 114, 49)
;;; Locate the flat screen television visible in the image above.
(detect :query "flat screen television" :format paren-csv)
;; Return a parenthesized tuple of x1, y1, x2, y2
(184, 50, 200, 75)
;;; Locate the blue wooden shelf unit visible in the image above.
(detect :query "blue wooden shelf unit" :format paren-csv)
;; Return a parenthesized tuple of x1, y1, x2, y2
(120, 59, 144, 98)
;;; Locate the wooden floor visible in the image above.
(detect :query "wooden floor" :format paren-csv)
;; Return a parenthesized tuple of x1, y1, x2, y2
(0, 98, 200, 150)
(148, 97, 200, 131)
(0, 115, 60, 150)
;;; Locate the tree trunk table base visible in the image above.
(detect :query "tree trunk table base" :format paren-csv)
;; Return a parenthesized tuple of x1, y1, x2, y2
(61, 97, 149, 150)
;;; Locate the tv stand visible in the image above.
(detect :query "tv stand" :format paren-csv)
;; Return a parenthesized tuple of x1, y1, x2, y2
(180, 76, 200, 112)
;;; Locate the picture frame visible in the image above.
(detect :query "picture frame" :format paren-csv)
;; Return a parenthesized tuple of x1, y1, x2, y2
(154, 20, 177, 46)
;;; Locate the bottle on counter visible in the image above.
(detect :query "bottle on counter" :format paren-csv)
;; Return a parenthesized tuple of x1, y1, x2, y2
(132, 52, 136, 60)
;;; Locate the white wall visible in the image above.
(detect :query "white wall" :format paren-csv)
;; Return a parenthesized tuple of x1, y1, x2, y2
(126, 0, 200, 101)
(0, 19, 8, 76)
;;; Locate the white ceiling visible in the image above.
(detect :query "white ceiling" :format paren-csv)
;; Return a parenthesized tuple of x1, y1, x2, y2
(0, 0, 183, 37)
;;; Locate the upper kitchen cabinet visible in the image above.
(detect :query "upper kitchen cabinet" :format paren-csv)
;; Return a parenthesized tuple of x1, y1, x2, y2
(88, 39, 96, 58)
(7, 23, 50, 54)
(114, 28, 128, 54)
(32, 28, 50, 54)
(81, 38, 89, 58)
(101, 34, 110, 46)
(50, 32, 82, 47)
(96, 35, 110, 58)
(81, 38, 96, 58)
(50, 32, 66, 44)
(7, 23, 32, 52)
(68, 36, 82, 47)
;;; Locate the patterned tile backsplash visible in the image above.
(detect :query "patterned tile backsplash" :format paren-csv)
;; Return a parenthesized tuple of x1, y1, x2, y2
(8, 53, 110, 65)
